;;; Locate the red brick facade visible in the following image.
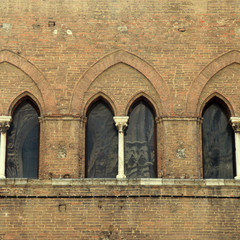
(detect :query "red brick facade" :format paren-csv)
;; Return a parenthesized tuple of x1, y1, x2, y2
(0, 0, 240, 239)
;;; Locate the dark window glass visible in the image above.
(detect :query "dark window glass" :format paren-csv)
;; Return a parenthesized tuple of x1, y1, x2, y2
(125, 101, 156, 178)
(202, 101, 235, 178)
(6, 100, 39, 178)
(87, 101, 118, 178)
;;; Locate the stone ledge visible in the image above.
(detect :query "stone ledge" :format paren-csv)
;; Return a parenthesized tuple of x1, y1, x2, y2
(0, 178, 240, 186)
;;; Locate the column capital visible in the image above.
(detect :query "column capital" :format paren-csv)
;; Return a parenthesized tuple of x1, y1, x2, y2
(113, 116, 129, 133)
(230, 117, 240, 133)
(0, 116, 12, 133)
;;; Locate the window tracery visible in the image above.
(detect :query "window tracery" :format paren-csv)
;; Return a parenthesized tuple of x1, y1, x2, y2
(6, 99, 39, 178)
(125, 100, 156, 178)
(87, 100, 118, 178)
(202, 99, 235, 179)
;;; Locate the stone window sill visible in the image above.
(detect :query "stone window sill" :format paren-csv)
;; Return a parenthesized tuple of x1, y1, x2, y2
(0, 178, 240, 186)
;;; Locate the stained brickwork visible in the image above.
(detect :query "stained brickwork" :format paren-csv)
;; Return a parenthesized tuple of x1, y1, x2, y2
(1, 180, 240, 240)
(1, 197, 239, 240)
(0, 0, 240, 239)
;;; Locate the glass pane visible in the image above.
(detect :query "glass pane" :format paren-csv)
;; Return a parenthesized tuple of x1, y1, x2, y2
(87, 101, 118, 178)
(125, 101, 156, 178)
(203, 102, 235, 178)
(6, 101, 39, 178)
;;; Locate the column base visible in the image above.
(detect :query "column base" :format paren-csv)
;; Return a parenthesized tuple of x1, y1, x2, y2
(234, 176, 240, 180)
(0, 175, 6, 179)
(116, 174, 126, 179)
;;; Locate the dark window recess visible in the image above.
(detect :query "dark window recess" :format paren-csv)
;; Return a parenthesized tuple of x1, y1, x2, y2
(87, 101, 118, 178)
(202, 102, 235, 179)
(125, 101, 156, 178)
(6, 100, 39, 178)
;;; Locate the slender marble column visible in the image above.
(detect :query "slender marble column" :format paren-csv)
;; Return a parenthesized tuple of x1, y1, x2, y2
(230, 117, 240, 180)
(0, 116, 11, 178)
(113, 116, 129, 179)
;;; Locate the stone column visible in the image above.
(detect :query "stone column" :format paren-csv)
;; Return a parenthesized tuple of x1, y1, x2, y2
(113, 116, 129, 179)
(231, 117, 240, 180)
(0, 116, 11, 178)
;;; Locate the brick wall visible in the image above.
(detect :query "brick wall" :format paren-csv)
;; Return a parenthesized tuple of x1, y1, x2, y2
(0, 179, 240, 240)
(1, 0, 240, 239)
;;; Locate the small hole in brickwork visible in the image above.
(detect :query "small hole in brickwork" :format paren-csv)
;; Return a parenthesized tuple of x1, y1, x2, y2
(32, 24, 41, 30)
(49, 172, 53, 179)
(63, 174, 71, 179)
(178, 28, 186, 32)
(98, 200, 103, 209)
(48, 21, 55, 27)
(58, 204, 66, 212)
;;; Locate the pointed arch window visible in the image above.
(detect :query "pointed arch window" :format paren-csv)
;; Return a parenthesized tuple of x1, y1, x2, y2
(202, 98, 235, 179)
(125, 100, 156, 178)
(86, 100, 118, 178)
(6, 98, 40, 178)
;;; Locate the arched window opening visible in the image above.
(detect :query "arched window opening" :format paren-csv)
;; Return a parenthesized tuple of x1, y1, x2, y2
(202, 98, 235, 179)
(125, 100, 156, 178)
(86, 100, 118, 178)
(6, 99, 40, 178)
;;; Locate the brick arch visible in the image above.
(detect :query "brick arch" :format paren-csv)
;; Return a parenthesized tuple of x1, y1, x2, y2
(8, 91, 43, 116)
(187, 50, 240, 116)
(83, 91, 117, 116)
(71, 50, 170, 115)
(0, 50, 57, 115)
(198, 92, 235, 118)
(124, 91, 160, 117)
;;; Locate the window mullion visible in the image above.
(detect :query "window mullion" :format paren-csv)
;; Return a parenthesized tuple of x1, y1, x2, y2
(231, 117, 240, 180)
(113, 116, 129, 179)
(0, 116, 11, 178)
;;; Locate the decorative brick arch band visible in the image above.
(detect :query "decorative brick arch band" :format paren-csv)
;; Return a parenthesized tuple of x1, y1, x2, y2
(187, 50, 240, 116)
(0, 50, 57, 115)
(71, 50, 170, 115)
